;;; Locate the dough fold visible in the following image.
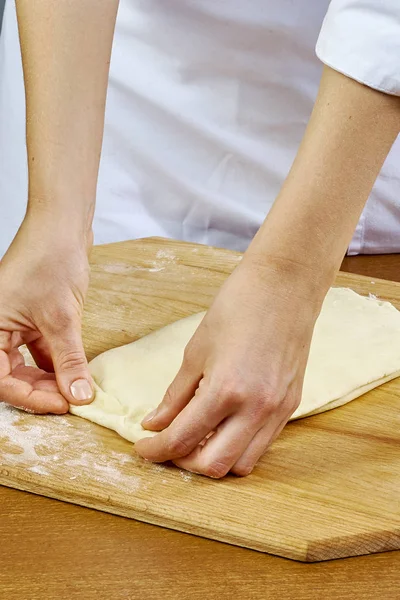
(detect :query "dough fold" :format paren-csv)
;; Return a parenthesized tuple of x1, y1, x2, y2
(70, 288, 400, 442)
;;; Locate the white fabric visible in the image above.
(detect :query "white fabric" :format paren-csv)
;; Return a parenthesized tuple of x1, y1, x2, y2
(317, 0, 400, 96)
(0, 0, 399, 258)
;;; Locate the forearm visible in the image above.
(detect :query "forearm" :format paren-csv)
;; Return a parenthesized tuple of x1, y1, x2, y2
(248, 66, 400, 296)
(16, 0, 119, 240)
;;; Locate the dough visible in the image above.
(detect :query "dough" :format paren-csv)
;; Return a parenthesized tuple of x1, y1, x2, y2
(70, 288, 400, 442)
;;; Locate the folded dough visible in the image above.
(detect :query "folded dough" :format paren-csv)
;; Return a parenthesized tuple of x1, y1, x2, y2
(70, 288, 400, 442)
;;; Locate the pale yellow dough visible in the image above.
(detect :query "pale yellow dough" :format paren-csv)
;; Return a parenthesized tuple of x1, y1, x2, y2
(70, 288, 400, 442)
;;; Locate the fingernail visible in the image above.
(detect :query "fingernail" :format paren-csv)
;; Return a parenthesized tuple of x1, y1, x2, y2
(142, 408, 157, 424)
(70, 379, 93, 402)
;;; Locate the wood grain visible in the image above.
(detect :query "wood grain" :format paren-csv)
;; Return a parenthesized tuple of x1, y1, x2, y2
(342, 254, 400, 283)
(1, 487, 400, 600)
(1, 238, 400, 564)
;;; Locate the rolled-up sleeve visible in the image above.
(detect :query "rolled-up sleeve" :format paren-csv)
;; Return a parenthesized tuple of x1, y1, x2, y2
(316, 0, 400, 96)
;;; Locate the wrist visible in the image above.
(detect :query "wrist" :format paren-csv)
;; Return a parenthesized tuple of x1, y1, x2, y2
(6, 215, 92, 268)
(246, 204, 343, 301)
(242, 247, 336, 310)
(24, 199, 94, 255)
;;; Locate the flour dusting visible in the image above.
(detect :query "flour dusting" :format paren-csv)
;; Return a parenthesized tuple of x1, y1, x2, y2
(0, 404, 56, 463)
(179, 469, 193, 482)
(101, 263, 164, 274)
(0, 404, 143, 491)
(156, 249, 176, 261)
(28, 465, 50, 476)
(153, 463, 168, 473)
(1, 404, 193, 491)
(65, 452, 142, 491)
(153, 463, 192, 482)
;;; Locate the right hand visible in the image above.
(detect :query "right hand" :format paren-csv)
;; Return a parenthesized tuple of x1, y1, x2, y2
(0, 217, 94, 414)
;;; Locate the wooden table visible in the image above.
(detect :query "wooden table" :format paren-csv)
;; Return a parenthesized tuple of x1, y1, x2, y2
(1, 252, 400, 600)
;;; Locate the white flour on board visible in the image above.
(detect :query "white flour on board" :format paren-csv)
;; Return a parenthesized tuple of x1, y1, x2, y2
(153, 463, 168, 473)
(2, 350, 194, 489)
(155, 248, 176, 261)
(0, 403, 144, 492)
(100, 263, 164, 274)
(28, 465, 50, 476)
(179, 470, 193, 482)
(64, 452, 142, 492)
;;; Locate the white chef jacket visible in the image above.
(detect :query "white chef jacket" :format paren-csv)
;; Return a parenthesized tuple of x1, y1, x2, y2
(0, 0, 399, 258)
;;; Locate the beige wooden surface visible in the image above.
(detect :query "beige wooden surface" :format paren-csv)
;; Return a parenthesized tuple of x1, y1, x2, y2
(0, 238, 399, 563)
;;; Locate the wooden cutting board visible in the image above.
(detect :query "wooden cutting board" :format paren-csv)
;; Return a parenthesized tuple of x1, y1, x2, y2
(1, 238, 399, 562)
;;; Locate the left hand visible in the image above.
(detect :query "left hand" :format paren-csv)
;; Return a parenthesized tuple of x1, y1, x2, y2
(0, 216, 94, 414)
(135, 255, 324, 477)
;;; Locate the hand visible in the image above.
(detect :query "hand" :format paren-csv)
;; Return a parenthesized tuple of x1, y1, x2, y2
(0, 217, 94, 414)
(136, 256, 324, 477)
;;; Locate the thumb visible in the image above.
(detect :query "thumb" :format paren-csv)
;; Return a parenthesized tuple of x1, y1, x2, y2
(46, 320, 94, 405)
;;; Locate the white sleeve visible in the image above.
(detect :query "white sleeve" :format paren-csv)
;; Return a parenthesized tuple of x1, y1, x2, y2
(316, 0, 400, 96)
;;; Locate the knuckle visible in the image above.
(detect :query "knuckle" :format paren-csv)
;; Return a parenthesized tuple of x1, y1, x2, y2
(182, 343, 196, 369)
(214, 377, 279, 416)
(214, 379, 247, 407)
(167, 436, 191, 458)
(249, 384, 282, 418)
(284, 390, 302, 414)
(162, 385, 176, 407)
(56, 349, 86, 372)
(251, 394, 275, 418)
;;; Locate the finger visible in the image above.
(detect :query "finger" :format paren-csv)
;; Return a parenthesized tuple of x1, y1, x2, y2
(27, 336, 54, 372)
(9, 349, 25, 370)
(11, 364, 57, 386)
(11, 365, 43, 386)
(135, 388, 228, 462)
(173, 416, 259, 479)
(231, 416, 289, 477)
(0, 331, 12, 353)
(142, 354, 202, 431)
(33, 377, 59, 392)
(18, 389, 68, 414)
(0, 334, 68, 414)
(45, 318, 94, 405)
(0, 365, 68, 415)
(0, 349, 11, 379)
